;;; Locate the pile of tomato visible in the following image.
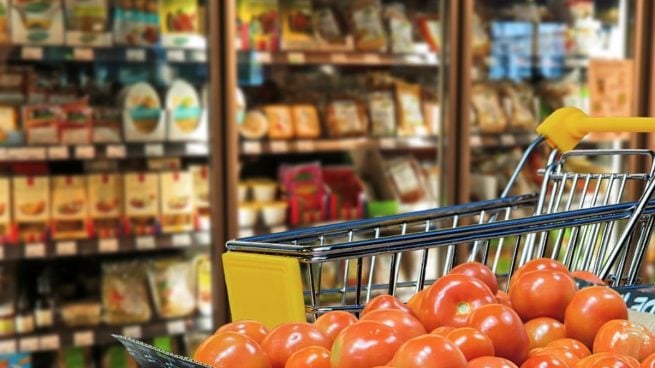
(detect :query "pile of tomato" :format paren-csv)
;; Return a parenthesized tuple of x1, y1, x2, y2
(193, 258, 655, 368)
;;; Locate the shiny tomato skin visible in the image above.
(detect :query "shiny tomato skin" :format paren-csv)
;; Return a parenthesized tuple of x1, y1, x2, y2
(496, 290, 512, 308)
(194, 331, 272, 368)
(390, 334, 467, 368)
(330, 320, 403, 368)
(314, 311, 358, 341)
(419, 274, 496, 330)
(467, 304, 530, 365)
(284, 346, 330, 368)
(446, 327, 495, 361)
(531, 347, 579, 367)
(361, 308, 426, 342)
(571, 271, 605, 285)
(510, 259, 569, 289)
(468, 356, 519, 368)
(547, 338, 591, 359)
(564, 286, 628, 348)
(510, 270, 578, 322)
(432, 326, 458, 336)
(450, 262, 499, 294)
(641, 352, 655, 368)
(408, 288, 428, 317)
(216, 320, 269, 345)
(593, 320, 655, 361)
(524, 318, 567, 350)
(260, 323, 332, 368)
(520, 354, 569, 368)
(361, 294, 413, 317)
(575, 352, 640, 368)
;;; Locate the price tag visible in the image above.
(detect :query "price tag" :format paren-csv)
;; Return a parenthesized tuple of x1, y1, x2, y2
(172, 233, 192, 247)
(363, 53, 381, 64)
(185, 143, 208, 155)
(166, 320, 186, 335)
(106, 145, 126, 158)
(287, 52, 305, 64)
(255, 52, 272, 63)
(73, 331, 94, 347)
(39, 335, 60, 350)
(242, 141, 262, 154)
(25, 243, 46, 258)
(21, 47, 43, 60)
(145, 144, 164, 156)
(331, 53, 348, 63)
(295, 140, 315, 152)
(136, 236, 156, 250)
(19, 337, 39, 352)
(0, 148, 7, 160)
(404, 55, 423, 64)
(500, 134, 516, 146)
(471, 135, 482, 147)
(379, 138, 397, 150)
(14, 148, 47, 160)
(122, 325, 142, 339)
(98, 238, 119, 253)
(47, 146, 69, 160)
(126, 48, 146, 62)
(166, 49, 185, 62)
(73, 48, 94, 61)
(56, 241, 77, 256)
(190, 51, 207, 63)
(0, 340, 16, 354)
(195, 232, 211, 245)
(74, 145, 95, 159)
(270, 140, 289, 153)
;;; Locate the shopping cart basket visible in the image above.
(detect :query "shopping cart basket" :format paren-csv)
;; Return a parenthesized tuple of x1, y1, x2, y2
(224, 107, 655, 329)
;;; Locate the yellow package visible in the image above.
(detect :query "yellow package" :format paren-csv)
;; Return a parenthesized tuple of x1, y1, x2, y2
(160, 171, 194, 233)
(87, 173, 122, 238)
(190, 165, 209, 230)
(265, 105, 294, 139)
(396, 82, 427, 136)
(13, 176, 49, 243)
(123, 173, 159, 236)
(160, 0, 198, 34)
(291, 104, 320, 138)
(51, 176, 88, 240)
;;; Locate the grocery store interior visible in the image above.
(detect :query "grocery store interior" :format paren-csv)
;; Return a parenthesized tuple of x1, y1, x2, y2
(0, 0, 654, 366)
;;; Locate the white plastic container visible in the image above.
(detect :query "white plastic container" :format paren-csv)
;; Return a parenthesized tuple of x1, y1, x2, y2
(238, 204, 259, 228)
(251, 181, 277, 202)
(261, 201, 288, 226)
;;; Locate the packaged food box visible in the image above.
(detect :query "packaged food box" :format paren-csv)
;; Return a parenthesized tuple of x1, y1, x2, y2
(0, 1, 10, 44)
(0, 353, 30, 368)
(51, 175, 88, 240)
(102, 261, 152, 325)
(280, 0, 315, 50)
(290, 104, 320, 139)
(13, 176, 49, 243)
(159, 0, 205, 49)
(326, 99, 368, 137)
(0, 105, 23, 145)
(60, 102, 92, 144)
(236, 0, 279, 51)
(350, 0, 387, 51)
(264, 105, 294, 139)
(121, 82, 165, 142)
(64, 0, 111, 46)
(312, 0, 353, 51)
(165, 79, 206, 141)
(0, 178, 11, 242)
(113, 0, 159, 46)
(87, 173, 122, 238)
(189, 165, 209, 230)
(22, 105, 62, 145)
(160, 171, 193, 233)
(11, 0, 65, 45)
(92, 108, 122, 143)
(123, 172, 159, 236)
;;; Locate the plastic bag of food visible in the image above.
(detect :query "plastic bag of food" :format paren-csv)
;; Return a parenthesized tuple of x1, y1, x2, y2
(326, 99, 368, 137)
(102, 261, 152, 325)
(350, 0, 387, 51)
(147, 258, 196, 319)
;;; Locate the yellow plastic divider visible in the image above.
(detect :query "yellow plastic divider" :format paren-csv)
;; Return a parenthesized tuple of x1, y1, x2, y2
(536, 107, 655, 151)
(222, 252, 307, 329)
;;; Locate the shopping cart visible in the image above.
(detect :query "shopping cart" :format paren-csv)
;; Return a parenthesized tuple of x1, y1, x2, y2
(223, 107, 655, 329)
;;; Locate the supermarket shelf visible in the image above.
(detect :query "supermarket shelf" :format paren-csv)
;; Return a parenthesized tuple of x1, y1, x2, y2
(0, 316, 212, 354)
(470, 132, 539, 148)
(238, 50, 439, 67)
(0, 45, 208, 64)
(0, 231, 211, 262)
(240, 137, 439, 155)
(0, 142, 209, 162)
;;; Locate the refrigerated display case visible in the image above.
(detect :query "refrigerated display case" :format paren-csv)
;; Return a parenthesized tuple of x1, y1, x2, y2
(458, 0, 650, 204)
(0, 0, 225, 366)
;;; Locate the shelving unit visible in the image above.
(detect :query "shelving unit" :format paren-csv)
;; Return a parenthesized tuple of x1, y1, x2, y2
(238, 50, 439, 67)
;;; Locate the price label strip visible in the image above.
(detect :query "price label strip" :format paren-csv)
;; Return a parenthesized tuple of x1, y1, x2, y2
(75, 145, 96, 159)
(172, 234, 192, 247)
(126, 48, 146, 62)
(39, 335, 60, 350)
(136, 236, 156, 250)
(56, 241, 77, 256)
(106, 145, 127, 158)
(242, 141, 262, 154)
(0, 340, 16, 354)
(166, 320, 186, 335)
(295, 140, 315, 152)
(145, 144, 164, 157)
(47, 146, 69, 160)
(73, 331, 94, 347)
(19, 337, 39, 352)
(22, 47, 43, 60)
(25, 243, 46, 258)
(73, 48, 94, 61)
(122, 325, 143, 339)
(166, 49, 185, 62)
(269, 141, 289, 153)
(99, 238, 119, 253)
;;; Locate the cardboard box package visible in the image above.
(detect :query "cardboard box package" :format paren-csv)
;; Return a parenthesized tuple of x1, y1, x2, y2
(51, 176, 88, 240)
(123, 172, 159, 235)
(160, 171, 193, 233)
(190, 165, 209, 230)
(13, 176, 49, 242)
(11, 0, 65, 45)
(87, 173, 122, 238)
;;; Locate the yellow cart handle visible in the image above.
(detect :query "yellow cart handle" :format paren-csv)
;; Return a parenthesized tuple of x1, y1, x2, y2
(536, 107, 655, 151)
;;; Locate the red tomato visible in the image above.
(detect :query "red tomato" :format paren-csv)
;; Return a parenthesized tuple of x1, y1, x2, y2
(419, 274, 496, 330)
(445, 327, 495, 361)
(450, 262, 499, 294)
(571, 271, 605, 285)
(524, 317, 567, 350)
(575, 352, 640, 368)
(361, 294, 413, 317)
(260, 323, 332, 368)
(361, 308, 426, 342)
(314, 311, 358, 341)
(593, 320, 655, 361)
(530, 347, 579, 367)
(641, 352, 655, 368)
(432, 326, 458, 336)
(391, 334, 467, 368)
(194, 331, 271, 368)
(547, 338, 591, 359)
(496, 290, 512, 308)
(564, 286, 628, 348)
(520, 354, 569, 368)
(510, 259, 569, 289)
(216, 320, 269, 344)
(284, 346, 330, 368)
(408, 288, 428, 317)
(331, 320, 403, 368)
(509, 270, 577, 322)
(468, 356, 519, 368)
(467, 304, 530, 365)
